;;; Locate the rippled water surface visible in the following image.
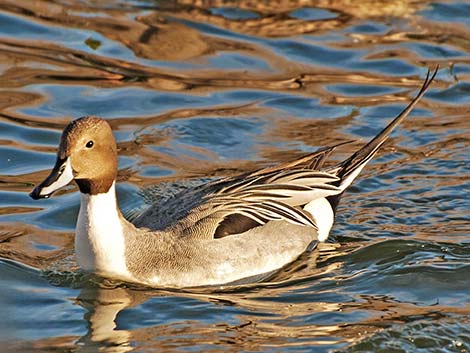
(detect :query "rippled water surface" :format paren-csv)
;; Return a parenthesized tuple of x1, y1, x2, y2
(0, 1, 469, 352)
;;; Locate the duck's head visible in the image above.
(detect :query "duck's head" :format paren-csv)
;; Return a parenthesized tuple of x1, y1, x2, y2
(30, 116, 118, 199)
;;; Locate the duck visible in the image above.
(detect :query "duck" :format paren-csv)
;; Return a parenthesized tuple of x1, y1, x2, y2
(30, 69, 437, 288)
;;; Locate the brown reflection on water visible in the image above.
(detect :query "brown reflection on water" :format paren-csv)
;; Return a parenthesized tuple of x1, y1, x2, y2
(0, 0, 442, 98)
(416, 16, 470, 54)
(0, 223, 72, 269)
(167, 5, 349, 38)
(0, 33, 301, 94)
(1, 0, 210, 61)
(162, 0, 426, 37)
(0, 91, 43, 111)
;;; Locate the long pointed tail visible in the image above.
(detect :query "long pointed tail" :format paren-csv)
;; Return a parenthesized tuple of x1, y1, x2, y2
(328, 67, 438, 191)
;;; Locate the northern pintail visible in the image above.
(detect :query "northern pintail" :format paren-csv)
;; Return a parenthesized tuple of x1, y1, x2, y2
(30, 69, 437, 287)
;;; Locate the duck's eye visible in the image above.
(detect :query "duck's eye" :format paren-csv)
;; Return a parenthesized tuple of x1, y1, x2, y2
(86, 140, 94, 148)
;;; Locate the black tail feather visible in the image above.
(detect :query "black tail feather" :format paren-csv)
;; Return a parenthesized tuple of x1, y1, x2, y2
(326, 67, 438, 211)
(331, 67, 437, 186)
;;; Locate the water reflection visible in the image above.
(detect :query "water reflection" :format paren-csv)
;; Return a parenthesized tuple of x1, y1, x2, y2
(77, 287, 133, 353)
(73, 282, 344, 351)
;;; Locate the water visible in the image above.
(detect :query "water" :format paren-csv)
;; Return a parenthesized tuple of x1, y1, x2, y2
(0, 1, 469, 352)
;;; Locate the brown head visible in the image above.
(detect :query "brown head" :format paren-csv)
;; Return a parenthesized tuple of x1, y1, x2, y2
(30, 116, 118, 199)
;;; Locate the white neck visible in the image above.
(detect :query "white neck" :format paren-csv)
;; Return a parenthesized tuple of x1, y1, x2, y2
(75, 182, 131, 279)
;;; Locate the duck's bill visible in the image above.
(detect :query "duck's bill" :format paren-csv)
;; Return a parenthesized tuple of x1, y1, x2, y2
(30, 157, 74, 200)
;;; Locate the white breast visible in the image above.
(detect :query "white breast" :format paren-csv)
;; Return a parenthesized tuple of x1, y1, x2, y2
(75, 183, 131, 279)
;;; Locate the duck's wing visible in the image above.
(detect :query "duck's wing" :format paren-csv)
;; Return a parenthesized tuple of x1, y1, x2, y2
(133, 142, 348, 234)
(162, 165, 344, 239)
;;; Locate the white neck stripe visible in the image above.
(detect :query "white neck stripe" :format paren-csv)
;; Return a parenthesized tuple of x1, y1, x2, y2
(75, 182, 131, 279)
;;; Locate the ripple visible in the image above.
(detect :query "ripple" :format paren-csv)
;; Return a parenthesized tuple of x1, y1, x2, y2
(340, 317, 470, 353)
